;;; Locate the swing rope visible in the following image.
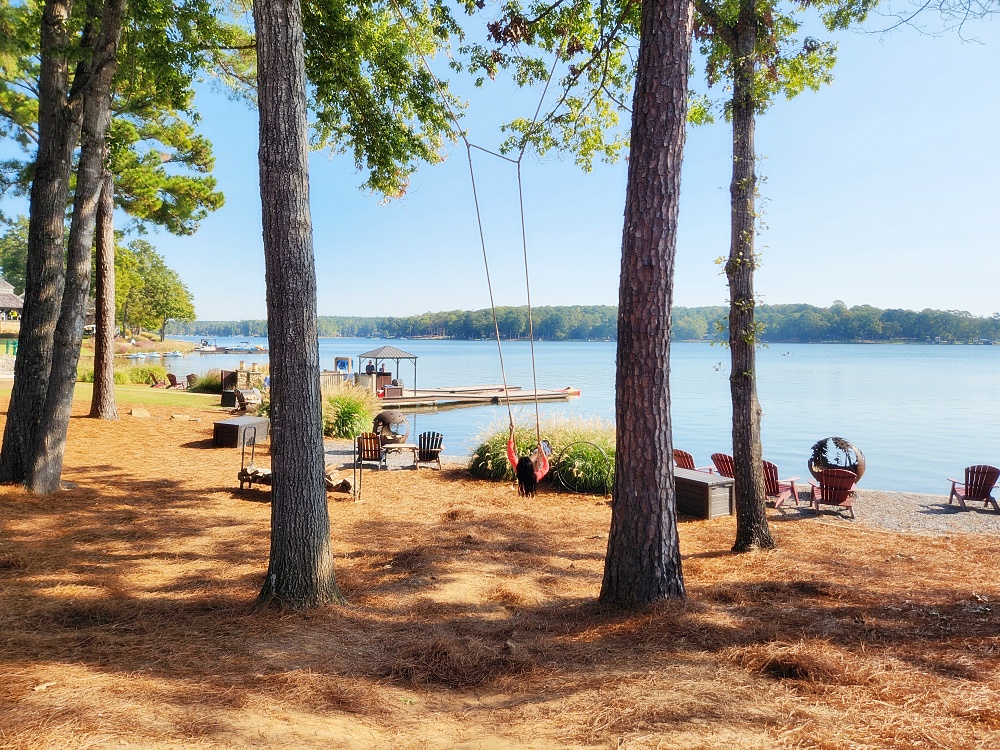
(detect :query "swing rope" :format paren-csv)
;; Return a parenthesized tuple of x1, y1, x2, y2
(463, 142, 515, 432)
(388, 0, 559, 452)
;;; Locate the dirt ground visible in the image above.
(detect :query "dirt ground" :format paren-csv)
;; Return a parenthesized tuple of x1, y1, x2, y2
(0, 393, 998, 749)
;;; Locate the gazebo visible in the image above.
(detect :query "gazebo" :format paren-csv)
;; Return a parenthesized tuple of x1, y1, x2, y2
(358, 345, 418, 390)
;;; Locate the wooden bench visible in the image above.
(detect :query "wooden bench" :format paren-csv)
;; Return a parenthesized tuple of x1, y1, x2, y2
(674, 467, 734, 520)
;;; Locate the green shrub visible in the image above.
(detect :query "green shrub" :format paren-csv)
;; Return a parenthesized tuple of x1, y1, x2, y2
(188, 369, 222, 393)
(552, 440, 614, 495)
(469, 423, 538, 482)
(469, 415, 616, 494)
(322, 384, 379, 438)
(79, 364, 166, 386)
(127, 364, 168, 385)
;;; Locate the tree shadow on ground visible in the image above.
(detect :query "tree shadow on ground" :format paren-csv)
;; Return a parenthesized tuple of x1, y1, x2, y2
(3, 460, 999, 747)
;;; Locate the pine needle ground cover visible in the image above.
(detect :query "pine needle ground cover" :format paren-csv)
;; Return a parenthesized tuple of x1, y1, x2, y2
(0, 392, 997, 749)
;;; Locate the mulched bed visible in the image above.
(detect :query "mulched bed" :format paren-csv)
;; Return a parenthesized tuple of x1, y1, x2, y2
(0, 395, 998, 749)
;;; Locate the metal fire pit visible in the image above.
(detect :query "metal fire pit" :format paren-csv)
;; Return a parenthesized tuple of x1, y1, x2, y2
(373, 410, 410, 445)
(808, 437, 865, 481)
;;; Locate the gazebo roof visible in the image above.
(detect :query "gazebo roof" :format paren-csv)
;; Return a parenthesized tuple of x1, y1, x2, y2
(0, 291, 23, 309)
(358, 345, 417, 360)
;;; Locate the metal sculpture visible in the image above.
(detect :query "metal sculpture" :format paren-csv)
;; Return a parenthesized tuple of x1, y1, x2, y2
(808, 437, 865, 482)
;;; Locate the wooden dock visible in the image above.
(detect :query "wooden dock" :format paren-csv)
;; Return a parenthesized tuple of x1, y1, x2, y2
(379, 384, 581, 408)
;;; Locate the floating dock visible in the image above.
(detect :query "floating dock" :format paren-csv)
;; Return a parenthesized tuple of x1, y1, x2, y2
(379, 384, 581, 408)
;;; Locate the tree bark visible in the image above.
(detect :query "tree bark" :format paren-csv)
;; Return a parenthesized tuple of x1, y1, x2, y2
(29, 0, 125, 494)
(0, 0, 77, 483)
(90, 168, 118, 419)
(254, 0, 343, 608)
(600, 0, 692, 607)
(727, 18, 774, 552)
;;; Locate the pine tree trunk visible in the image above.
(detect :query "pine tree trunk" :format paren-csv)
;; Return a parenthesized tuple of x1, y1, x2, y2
(727, 23, 774, 552)
(90, 168, 118, 420)
(29, 0, 125, 494)
(0, 0, 77, 483)
(600, 0, 692, 607)
(254, 0, 343, 608)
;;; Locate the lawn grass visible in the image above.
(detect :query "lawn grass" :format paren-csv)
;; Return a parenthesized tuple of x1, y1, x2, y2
(0, 381, 221, 409)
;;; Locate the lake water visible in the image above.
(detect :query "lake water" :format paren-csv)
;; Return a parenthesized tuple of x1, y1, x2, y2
(164, 336, 1000, 495)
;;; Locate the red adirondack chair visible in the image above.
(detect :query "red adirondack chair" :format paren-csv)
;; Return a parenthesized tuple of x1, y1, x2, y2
(948, 465, 1000, 512)
(711, 453, 735, 479)
(764, 460, 799, 508)
(673, 449, 713, 473)
(808, 468, 858, 518)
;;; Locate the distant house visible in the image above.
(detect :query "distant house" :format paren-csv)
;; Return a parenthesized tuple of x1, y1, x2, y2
(0, 277, 24, 320)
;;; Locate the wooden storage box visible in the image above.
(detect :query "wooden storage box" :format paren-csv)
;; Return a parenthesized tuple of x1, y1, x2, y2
(213, 416, 270, 448)
(674, 467, 734, 520)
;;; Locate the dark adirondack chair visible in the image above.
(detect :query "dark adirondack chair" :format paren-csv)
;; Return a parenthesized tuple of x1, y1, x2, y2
(711, 453, 735, 479)
(167, 373, 186, 389)
(416, 431, 445, 470)
(233, 387, 263, 413)
(948, 465, 1000, 512)
(763, 460, 799, 508)
(673, 449, 713, 473)
(354, 432, 385, 470)
(809, 468, 858, 518)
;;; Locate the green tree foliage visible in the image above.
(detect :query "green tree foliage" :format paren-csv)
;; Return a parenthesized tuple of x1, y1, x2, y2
(109, 110, 223, 235)
(456, 0, 640, 169)
(0, 0, 226, 231)
(115, 239, 195, 337)
(200, 0, 465, 199)
(0, 215, 28, 293)
(302, 0, 465, 197)
(170, 302, 1000, 344)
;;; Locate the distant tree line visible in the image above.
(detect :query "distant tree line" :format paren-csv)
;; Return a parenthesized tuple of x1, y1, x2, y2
(168, 301, 1000, 343)
(169, 305, 622, 340)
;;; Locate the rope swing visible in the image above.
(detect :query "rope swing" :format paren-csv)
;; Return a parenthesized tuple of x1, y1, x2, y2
(389, 2, 559, 488)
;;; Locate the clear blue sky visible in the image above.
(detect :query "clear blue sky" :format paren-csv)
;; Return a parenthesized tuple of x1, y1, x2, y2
(4, 16, 999, 320)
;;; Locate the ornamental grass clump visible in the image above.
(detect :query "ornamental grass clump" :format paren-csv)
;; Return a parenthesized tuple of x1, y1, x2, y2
(469, 415, 615, 494)
(127, 364, 168, 385)
(76, 366, 133, 385)
(187, 369, 222, 393)
(322, 384, 379, 439)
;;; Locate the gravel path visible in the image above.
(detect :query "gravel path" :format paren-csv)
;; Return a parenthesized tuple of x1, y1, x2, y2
(325, 439, 999, 536)
(323, 438, 469, 472)
(774, 488, 1000, 536)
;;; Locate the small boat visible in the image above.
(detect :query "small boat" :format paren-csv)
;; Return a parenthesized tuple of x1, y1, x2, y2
(126, 353, 147, 360)
(194, 338, 219, 352)
(225, 341, 253, 354)
(163, 350, 183, 358)
(146, 351, 161, 358)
